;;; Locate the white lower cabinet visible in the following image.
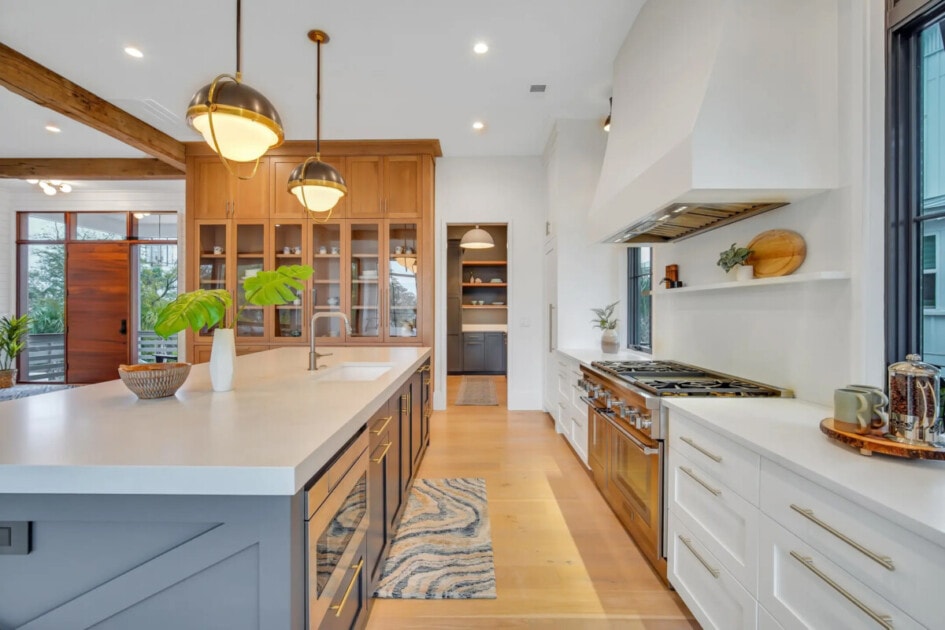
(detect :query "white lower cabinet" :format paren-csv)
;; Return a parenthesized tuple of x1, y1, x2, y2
(757, 605, 784, 630)
(669, 517, 757, 629)
(553, 353, 589, 466)
(759, 514, 922, 630)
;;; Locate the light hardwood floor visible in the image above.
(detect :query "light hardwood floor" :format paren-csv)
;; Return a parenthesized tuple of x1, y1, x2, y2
(368, 375, 699, 629)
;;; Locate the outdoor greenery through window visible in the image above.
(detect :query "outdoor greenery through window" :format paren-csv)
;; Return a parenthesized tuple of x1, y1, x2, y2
(627, 247, 651, 352)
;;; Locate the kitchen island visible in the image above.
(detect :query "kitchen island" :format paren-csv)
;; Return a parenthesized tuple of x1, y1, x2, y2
(0, 346, 430, 630)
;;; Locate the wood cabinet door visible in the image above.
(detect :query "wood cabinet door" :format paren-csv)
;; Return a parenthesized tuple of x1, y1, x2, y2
(347, 156, 383, 218)
(384, 156, 422, 218)
(230, 158, 270, 219)
(193, 158, 231, 219)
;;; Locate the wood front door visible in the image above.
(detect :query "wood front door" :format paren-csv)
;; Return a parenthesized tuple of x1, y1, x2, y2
(66, 243, 130, 383)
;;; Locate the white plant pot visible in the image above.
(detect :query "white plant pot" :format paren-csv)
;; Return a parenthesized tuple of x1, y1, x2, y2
(601, 328, 619, 354)
(735, 265, 754, 281)
(209, 328, 236, 392)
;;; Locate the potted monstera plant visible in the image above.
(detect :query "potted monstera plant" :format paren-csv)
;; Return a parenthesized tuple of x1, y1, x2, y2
(154, 265, 313, 392)
(0, 314, 30, 388)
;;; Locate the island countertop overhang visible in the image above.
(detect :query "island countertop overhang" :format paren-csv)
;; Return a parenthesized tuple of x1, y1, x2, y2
(0, 346, 431, 496)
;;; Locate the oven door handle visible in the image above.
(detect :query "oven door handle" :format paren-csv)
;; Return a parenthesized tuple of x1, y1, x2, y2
(596, 409, 659, 456)
(580, 395, 600, 408)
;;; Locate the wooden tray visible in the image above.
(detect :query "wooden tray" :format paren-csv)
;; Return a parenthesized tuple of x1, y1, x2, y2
(746, 229, 806, 278)
(820, 418, 945, 459)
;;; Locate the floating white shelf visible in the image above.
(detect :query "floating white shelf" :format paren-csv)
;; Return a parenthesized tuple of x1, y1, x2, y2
(649, 271, 851, 295)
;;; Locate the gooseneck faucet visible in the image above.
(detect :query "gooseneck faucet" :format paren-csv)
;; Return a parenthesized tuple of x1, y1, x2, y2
(309, 312, 352, 370)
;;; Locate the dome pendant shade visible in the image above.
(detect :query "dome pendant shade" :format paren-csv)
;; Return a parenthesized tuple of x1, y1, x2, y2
(460, 226, 495, 249)
(287, 158, 347, 212)
(187, 78, 284, 162)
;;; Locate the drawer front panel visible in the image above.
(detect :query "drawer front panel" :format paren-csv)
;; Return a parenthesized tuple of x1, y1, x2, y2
(760, 515, 922, 630)
(569, 408, 588, 464)
(669, 450, 759, 594)
(668, 518, 757, 630)
(669, 411, 760, 504)
(761, 459, 943, 628)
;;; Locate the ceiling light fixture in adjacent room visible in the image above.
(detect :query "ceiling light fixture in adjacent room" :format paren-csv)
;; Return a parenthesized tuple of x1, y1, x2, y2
(44, 124, 61, 133)
(473, 41, 489, 54)
(186, 0, 284, 173)
(30, 180, 72, 195)
(124, 46, 144, 58)
(472, 121, 485, 131)
(603, 97, 612, 132)
(286, 30, 347, 217)
(460, 225, 495, 249)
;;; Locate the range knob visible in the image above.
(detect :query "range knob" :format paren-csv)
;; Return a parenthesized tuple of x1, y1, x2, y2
(637, 416, 653, 431)
(611, 400, 626, 413)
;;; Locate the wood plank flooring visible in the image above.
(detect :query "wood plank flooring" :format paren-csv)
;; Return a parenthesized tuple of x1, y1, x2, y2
(368, 375, 699, 629)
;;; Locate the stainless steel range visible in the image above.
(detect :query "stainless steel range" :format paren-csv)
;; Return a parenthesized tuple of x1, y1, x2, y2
(577, 360, 791, 580)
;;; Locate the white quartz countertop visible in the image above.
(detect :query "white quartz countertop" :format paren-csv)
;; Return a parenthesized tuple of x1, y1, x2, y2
(557, 347, 654, 365)
(462, 324, 508, 332)
(663, 397, 945, 548)
(0, 346, 430, 496)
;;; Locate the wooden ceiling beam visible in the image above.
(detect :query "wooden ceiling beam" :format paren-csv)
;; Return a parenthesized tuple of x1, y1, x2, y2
(0, 43, 186, 172)
(0, 158, 185, 180)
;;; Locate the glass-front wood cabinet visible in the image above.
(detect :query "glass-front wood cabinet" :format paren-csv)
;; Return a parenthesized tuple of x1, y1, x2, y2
(388, 223, 419, 339)
(311, 222, 344, 339)
(349, 223, 381, 341)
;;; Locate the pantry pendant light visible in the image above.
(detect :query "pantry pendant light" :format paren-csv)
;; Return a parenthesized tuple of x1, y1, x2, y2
(186, 0, 284, 172)
(460, 225, 495, 249)
(287, 30, 347, 216)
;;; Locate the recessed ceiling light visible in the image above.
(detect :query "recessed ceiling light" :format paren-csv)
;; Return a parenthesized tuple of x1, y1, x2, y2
(473, 42, 489, 54)
(472, 121, 485, 131)
(124, 46, 144, 58)
(44, 124, 61, 133)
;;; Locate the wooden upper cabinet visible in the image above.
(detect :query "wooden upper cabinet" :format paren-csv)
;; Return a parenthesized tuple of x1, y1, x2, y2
(385, 156, 422, 219)
(192, 157, 270, 220)
(347, 156, 383, 218)
(270, 156, 347, 220)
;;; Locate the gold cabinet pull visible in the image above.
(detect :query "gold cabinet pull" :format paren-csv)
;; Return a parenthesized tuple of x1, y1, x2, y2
(401, 393, 408, 415)
(790, 505, 894, 571)
(423, 378, 431, 386)
(678, 535, 719, 578)
(371, 416, 393, 435)
(331, 558, 364, 617)
(679, 466, 721, 497)
(372, 441, 393, 463)
(680, 436, 723, 462)
(789, 551, 893, 629)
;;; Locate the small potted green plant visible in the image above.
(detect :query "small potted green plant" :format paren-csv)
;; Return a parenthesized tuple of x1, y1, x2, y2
(717, 243, 754, 280)
(153, 265, 314, 392)
(0, 314, 30, 388)
(591, 300, 620, 354)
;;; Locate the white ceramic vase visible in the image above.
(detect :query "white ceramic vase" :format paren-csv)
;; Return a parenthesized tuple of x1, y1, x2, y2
(209, 328, 236, 392)
(601, 328, 619, 354)
(735, 265, 755, 281)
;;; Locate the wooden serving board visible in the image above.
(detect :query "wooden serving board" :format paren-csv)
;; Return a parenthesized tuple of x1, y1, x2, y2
(820, 418, 945, 459)
(745, 229, 806, 278)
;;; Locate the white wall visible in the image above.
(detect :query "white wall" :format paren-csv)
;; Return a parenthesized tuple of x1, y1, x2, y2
(434, 158, 547, 410)
(0, 190, 14, 315)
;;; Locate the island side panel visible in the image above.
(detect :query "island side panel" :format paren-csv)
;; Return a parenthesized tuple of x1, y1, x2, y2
(0, 492, 304, 630)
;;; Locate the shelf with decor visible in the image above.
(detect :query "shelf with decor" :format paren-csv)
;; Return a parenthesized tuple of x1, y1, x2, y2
(649, 271, 850, 295)
(462, 305, 507, 309)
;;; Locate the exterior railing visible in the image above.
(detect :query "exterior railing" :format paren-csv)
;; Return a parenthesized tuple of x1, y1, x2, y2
(24, 331, 178, 382)
(138, 331, 178, 363)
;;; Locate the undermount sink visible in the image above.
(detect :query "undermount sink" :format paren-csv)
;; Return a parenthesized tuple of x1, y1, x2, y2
(313, 362, 393, 382)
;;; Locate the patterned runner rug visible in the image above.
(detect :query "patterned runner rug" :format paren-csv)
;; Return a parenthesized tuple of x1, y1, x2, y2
(0, 384, 77, 402)
(454, 376, 498, 406)
(374, 478, 496, 599)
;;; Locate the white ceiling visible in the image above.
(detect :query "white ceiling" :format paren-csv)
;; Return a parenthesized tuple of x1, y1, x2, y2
(0, 0, 643, 161)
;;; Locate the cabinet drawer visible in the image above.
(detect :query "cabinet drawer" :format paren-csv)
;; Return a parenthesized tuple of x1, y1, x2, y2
(761, 459, 945, 628)
(669, 410, 760, 504)
(669, 518, 757, 630)
(569, 408, 588, 464)
(669, 449, 759, 595)
(760, 515, 922, 630)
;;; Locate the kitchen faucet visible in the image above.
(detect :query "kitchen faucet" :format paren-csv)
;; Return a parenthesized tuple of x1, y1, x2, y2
(309, 312, 352, 370)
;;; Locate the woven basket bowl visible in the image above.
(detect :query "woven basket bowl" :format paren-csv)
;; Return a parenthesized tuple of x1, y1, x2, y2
(118, 362, 192, 399)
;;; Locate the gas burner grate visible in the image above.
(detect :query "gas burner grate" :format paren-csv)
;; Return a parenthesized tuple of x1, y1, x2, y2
(592, 360, 707, 378)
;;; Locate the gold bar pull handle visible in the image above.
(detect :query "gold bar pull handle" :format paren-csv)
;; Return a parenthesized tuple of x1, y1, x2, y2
(371, 416, 393, 435)
(331, 558, 364, 617)
(678, 535, 719, 578)
(372, 441, 393, 463)
(789, 552, 893, 629)
(679, 466, 721, 497)
(680, 436, 723, 463)
(789, 505, 894, 571)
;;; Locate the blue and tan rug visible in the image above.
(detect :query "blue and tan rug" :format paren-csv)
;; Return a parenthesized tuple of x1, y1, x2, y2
(374, 477, 497, 599)
(0, 384, 77, 402)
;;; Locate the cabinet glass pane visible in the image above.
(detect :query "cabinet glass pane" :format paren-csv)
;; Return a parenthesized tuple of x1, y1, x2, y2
(389, 223, 418, 338)
(312, 223, 343, 337)
(272, 223, 304, 340)
(236, 224, 265, 339)
(350, 224, 380, 338)
(197, 223, 228, 338)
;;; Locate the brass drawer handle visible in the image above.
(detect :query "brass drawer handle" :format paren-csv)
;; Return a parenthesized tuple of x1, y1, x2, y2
(679, 466, 721, 497)
(401, 393, 408, 414)
(678, 535, 719, 578)
(790, 504, 894, 571)
(423, 378, 431, 386)
(331, 558, 364, 617)
(680, 436, 723, 462)
(372, 441, 393, 463)
(371, 416, 393, 435)
(789, 551, 893, 629)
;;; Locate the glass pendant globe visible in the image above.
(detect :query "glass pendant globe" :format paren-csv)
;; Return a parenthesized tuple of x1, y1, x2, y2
(290, 184, 345, 212)
(190, 112, 280, 163)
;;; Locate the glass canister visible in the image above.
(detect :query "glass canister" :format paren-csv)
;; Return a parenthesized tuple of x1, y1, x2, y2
(887, 354, 942, 446)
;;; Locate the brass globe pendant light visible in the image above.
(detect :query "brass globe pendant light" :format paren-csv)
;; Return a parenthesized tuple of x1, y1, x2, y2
(287, 30, 348, 216)
(186, 0, 284, 175)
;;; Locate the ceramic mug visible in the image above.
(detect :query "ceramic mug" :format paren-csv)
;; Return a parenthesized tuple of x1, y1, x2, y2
(213, 245, 223, 255)
(318, 246, 327, 255)
(283, 246, 291, 254)
(395, 246, 404, 254)
(331, 246, 340, 254)
(327, 297, 339, 306)
(293, 246, 302, 255)
(834, 388, 873, 434)
(845, 384, 889, 429)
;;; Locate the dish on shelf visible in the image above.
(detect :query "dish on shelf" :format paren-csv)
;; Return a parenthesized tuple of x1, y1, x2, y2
(490, 278, 503, 283)
(491, 301, 505, 305)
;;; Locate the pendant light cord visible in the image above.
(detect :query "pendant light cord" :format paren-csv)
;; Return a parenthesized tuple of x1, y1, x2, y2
(235, 0, 242, 81)
(315, 37, 322, 158)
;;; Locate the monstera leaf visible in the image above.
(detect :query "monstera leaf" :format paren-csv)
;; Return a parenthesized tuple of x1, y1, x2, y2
(154, 289, 232, 338)
(243, 265, 314, 306)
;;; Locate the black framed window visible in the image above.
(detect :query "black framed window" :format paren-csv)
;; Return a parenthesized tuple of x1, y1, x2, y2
(627, 247, 651, 352)
(888, 1, 945, 368)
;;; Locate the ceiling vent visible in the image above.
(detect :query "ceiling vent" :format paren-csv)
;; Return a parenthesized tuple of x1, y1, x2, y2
(529, 84, 547, 93)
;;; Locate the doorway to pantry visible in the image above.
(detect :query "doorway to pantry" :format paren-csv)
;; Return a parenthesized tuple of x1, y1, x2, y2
(446, 224, 508, 375)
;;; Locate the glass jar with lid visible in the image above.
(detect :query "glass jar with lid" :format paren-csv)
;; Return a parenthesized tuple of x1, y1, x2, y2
(887, 353, 943, 446)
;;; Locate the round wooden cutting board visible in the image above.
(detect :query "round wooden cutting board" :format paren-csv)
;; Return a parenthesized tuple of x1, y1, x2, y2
(745, 229, 806, 278)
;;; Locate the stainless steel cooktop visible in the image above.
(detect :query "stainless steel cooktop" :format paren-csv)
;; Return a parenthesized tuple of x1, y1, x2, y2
(590, 360, 792, 398)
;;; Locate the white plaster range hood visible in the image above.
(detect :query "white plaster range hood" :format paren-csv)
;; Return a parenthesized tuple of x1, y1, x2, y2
(589, 0, 839, 244)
